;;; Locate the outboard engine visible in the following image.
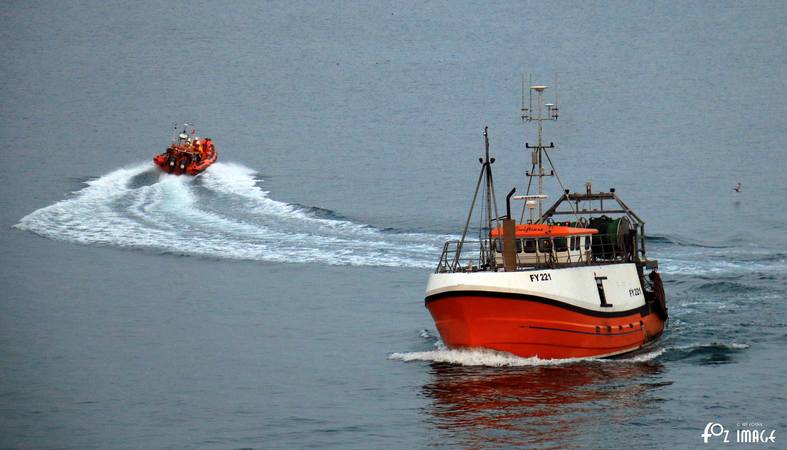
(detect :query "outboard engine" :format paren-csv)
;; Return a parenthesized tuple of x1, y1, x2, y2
(178, 154, 191, 172)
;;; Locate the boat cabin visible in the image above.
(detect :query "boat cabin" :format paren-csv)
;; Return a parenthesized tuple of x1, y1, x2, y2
(489, 224, 598, 267)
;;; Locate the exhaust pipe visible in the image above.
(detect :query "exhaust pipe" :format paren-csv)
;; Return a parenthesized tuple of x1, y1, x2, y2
(503, 187, 517, 272)
(506, 188, 516, 219)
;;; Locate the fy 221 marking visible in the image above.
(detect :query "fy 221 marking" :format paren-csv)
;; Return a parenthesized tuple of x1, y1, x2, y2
(529, 273, 552, 282)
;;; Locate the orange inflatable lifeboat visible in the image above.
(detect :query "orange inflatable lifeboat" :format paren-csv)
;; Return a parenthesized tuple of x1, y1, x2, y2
(153, 124, 217, 176)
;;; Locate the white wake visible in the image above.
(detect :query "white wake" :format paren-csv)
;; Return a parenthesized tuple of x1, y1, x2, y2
(389, 346, 666, 367)
(16, 162, 451, 267)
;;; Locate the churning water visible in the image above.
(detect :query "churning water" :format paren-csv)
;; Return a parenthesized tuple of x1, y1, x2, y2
(16, 162, 449, 268)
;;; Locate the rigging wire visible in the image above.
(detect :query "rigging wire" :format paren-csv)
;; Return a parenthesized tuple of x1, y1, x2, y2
(520, 162, 536, 222)
(542, 149, 580, 222)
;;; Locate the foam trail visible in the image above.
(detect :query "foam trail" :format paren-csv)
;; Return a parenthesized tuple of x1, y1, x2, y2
(388, 347, 666, 366)
(16, 162, 453, 267)
(389, 336, 666, 366)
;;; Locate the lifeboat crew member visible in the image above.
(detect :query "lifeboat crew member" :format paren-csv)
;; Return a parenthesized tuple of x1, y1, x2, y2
(193, 139, 203, 162)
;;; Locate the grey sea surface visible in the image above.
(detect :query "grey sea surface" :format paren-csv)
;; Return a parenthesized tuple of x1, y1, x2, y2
(1, 1, 786, 448)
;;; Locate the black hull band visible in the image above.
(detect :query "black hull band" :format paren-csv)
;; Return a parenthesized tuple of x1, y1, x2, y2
(425, 289, 651, 318)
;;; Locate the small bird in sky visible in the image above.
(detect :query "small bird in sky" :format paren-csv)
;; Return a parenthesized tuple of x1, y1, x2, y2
(733, 182, 742, 193)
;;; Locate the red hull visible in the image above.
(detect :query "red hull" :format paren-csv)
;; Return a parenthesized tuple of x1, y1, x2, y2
(153, 141, 217, 176)
(426, 293, 665, 359)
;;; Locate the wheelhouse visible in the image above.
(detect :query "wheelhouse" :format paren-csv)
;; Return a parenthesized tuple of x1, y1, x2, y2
(489, 224, 597, 267)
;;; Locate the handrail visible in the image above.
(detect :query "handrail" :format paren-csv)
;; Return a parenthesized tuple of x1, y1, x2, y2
(434, 232, 640, 273)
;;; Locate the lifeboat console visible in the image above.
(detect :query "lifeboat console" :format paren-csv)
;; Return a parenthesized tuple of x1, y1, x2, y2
(425, 82, 667, 359)
(153, 123, 217, 176)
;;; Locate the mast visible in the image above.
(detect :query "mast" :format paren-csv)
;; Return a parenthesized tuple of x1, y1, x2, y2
(484, 127, 492, 234)
(521, 78, 561, 222)
(455, 127, 499, 269)
(483, 127, 500, 235)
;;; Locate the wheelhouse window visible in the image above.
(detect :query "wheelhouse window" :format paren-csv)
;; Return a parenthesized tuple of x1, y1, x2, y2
(584, 235, 591, 250)
(538, 238, 552, 253)
(493, 239, 522, 253)
(523, 239, 536, 253)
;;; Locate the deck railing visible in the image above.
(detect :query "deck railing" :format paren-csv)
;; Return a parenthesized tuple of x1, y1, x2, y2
(434, 232, 639, 273)
(435, 240, 491, 273)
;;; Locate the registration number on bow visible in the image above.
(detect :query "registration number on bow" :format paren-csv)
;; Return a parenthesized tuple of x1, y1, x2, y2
(529, 273, 552, 282)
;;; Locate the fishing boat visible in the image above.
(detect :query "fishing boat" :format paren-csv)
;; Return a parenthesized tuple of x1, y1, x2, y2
(425, 82, 667, 359)
(153, 123, 217, 176)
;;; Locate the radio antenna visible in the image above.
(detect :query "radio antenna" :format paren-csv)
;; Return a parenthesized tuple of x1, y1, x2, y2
(521, 77, 564, 220)
(520, 74, 526, 122)
(528, 73, 533, 121)
(553, 73, 559, 119)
